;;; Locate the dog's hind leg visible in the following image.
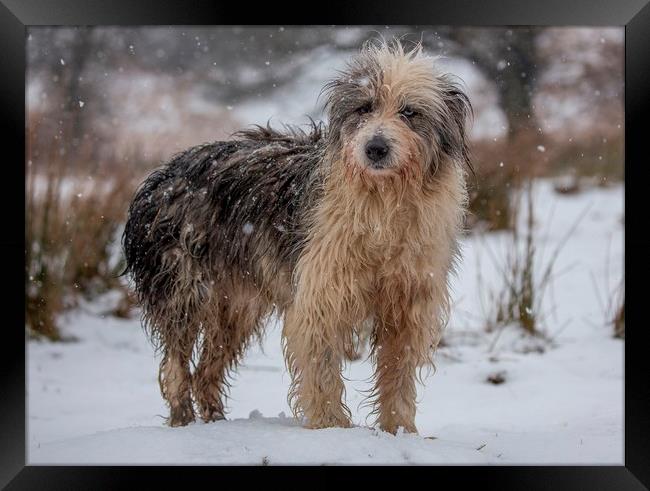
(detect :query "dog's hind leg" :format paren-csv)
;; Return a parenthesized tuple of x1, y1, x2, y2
(193, 290, 267, 422)
(192, 307, 229, 423)
(159, 332, 198, 427)
(153, 249, 209, 427)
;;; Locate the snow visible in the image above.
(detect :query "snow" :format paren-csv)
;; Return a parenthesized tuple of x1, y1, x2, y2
(27, 180, 624, 464)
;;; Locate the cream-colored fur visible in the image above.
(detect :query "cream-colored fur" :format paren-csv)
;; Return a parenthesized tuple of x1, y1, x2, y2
(283, 43, 468, 433)
(155, 41, 469, 433)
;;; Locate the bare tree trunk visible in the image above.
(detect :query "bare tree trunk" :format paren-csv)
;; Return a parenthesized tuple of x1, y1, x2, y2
(495, 30, 539, 141)
(51, 28, 93, 163)
(436, 27, 541, 141)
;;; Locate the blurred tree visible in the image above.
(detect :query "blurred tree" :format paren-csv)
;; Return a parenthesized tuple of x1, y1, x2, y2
(59, 28, 93, 152)
(30, 28, 88, 147)
(425, 27, 543, 141)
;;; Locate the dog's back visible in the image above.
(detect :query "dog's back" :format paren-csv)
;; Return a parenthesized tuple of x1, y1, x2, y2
(124, 124, 325, 314)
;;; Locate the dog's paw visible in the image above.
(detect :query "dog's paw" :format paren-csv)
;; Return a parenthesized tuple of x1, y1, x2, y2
(168, 401, 196, 427)
(379, 421, 418, 435)
(199, 407, 226, 423)
(304, 413, 352, 430)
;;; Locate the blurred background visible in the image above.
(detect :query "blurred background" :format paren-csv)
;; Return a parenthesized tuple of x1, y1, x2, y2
(26, 26, 624, 341)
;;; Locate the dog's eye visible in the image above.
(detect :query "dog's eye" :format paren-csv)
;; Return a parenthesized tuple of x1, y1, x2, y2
(356, 103, 372, 115)
(400, 106, 417, 118)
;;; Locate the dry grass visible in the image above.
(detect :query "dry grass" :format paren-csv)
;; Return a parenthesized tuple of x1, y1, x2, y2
(467, 139, 517, 232)
(468, 130, 549, 232)
(612, 298, 624, 339)
(597, 282, 624, 340)
(26, 120, 143, 340)
(467, 127, 622, 232)
(477, 180, 586, 337)
(590, 244, 624, 340)
(546, 132, 624, 183)
(487, 181, 539, 335)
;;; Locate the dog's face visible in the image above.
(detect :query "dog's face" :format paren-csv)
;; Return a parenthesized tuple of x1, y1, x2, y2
(324, 41, 472, 183)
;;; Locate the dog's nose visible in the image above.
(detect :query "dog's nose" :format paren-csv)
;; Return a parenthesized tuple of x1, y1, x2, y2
(365, 136, 389, 163)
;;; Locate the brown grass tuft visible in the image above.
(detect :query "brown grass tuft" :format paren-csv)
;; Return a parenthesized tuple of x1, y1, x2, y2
(478, 179, 585, 337)
(26, 116, 144, 339)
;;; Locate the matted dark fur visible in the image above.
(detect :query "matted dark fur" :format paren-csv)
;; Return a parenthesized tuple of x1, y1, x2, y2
(123, 124, 326, 424)
(123, 39, 472, 432)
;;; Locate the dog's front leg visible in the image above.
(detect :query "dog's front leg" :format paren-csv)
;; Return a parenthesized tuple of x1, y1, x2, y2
(373, 281, 442, 434)
(283, 251, 371, 430)
(283, 296, 353, 429)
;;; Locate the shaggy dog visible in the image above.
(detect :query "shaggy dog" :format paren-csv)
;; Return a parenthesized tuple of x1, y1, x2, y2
(123, 39, 471, 434)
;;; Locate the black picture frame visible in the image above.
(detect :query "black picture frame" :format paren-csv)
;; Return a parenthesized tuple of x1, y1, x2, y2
(3, 0, 647, 488)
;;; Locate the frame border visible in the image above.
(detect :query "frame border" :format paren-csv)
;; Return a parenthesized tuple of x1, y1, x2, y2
(4, 1, 647, 488)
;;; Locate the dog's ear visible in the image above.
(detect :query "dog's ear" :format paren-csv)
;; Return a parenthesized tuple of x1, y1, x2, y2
(438, 78, 473, 171)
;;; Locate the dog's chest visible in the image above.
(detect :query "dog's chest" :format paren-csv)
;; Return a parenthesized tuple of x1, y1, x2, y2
(334, 198, 438, 273)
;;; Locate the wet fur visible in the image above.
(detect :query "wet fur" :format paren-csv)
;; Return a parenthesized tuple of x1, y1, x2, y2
(123, 39, 471, 433)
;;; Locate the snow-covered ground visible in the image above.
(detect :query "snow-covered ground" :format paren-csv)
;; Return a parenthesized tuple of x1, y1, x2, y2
(27, 180, 624, 465)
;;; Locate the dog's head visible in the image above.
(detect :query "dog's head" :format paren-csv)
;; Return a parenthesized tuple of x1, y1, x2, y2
(324, 39, 472, 185)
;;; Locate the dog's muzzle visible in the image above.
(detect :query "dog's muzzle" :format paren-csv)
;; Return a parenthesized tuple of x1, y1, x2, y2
(364, 136, 390, 168)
